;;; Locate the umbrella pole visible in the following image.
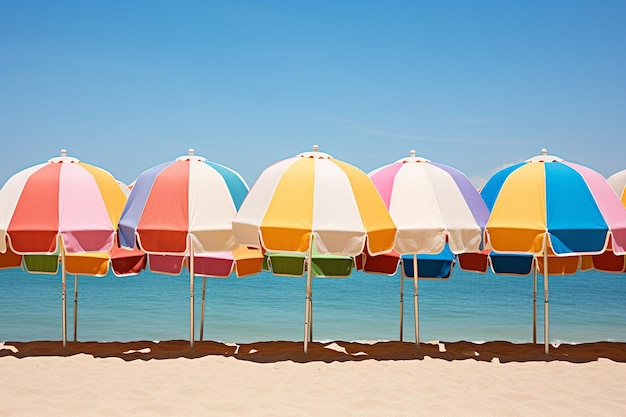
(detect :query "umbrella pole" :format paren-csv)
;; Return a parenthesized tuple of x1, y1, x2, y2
(189, 240, 195, 350)
(74, 275, 78, 342)
(413, 254, 420, 350)
(200, 277, 207, 341)
(533, 258, 537, 345)
(61, 246, 67, 348)
(309, 291, 313, 342)
(400, 272, 404, 342)
(543, 247, 550, 355)
(304, 245, 313, 353)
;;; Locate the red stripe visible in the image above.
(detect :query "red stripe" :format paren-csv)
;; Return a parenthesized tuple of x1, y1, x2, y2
(8, 164, 60, 253)
(137, 161, 189, 253)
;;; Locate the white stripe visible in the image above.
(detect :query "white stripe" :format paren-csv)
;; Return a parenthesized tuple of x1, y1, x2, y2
(311, 159, 366, 256)
(188, 161, 239, 253)
(232, 157, 297, 248)
(390, 163, 482, 254)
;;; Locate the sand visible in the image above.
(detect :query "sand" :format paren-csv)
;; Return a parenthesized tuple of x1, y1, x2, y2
(2, 340, 626, 416)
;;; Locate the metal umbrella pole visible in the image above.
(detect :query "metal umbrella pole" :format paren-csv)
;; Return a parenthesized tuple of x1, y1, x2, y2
(304, 244, 313, 353)
(61, 245, 67, 348)
(543, 247, 550, 355)
(413, 254, 420, 350)
(200, 277, 207, 341)
(73, 274, 78, 342)
(532, 257, 537, 345)
(400, 272, 404, 342)
(189, 236, 195, 349)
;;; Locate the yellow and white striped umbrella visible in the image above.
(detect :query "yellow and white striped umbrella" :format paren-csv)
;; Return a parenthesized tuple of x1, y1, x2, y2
(233, 146, 396, 352)
(233, 146, 396, 257)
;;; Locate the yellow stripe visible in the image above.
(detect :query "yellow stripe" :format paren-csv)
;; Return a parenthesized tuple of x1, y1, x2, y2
(486, 163, 547, 253)
(261, 158, 314, 252)
(81, 163, 128, 225)
(332, 159, 396, 255)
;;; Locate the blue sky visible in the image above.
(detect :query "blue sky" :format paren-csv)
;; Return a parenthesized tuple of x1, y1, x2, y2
(1, 1, 625, 188)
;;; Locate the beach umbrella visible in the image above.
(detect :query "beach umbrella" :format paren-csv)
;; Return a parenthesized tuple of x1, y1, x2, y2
(118, 149, 249, 348)
(368, 150, 489, 348)
(481, 149, 626, 354)
(0, 150, 129, 347)
(232, 145, 397, 353)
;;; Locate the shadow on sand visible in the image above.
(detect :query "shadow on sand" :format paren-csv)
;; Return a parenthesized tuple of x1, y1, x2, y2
(3, 339, 626, 364)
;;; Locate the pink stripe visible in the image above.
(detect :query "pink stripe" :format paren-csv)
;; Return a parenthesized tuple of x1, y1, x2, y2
(194, 252, 235, 277)
(369, 162, 402, 209)
(566, 162, 626, 254)
(149, 254, 185, 274)
(58, 163, 115, 253)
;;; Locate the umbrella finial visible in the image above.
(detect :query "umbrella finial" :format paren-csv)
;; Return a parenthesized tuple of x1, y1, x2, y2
(49, 150, 79, 163)
(176, 148, 206, 162)
(299, 145, 332, 159)
(398, 150, 429, 164)
(527, 148, 563, 163)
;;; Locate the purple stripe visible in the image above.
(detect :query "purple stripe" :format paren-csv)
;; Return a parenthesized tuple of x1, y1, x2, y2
(118, 161, 172, 248)
(431, 162, 490, 230)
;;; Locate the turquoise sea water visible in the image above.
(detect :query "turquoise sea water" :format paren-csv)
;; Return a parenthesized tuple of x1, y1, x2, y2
(1, 267, 625, 345)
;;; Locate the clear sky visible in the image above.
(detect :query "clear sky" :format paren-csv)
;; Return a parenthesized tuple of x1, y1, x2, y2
(1, 1, 625, 188)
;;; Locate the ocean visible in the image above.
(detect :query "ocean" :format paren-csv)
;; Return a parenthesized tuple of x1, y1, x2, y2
(1, 267, 625, 345)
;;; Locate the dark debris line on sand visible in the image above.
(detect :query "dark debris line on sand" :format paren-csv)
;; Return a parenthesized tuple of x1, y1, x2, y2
(2, 340, 626, 364)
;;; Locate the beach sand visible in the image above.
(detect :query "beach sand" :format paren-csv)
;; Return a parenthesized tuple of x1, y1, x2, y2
(2, 340, 626, 416)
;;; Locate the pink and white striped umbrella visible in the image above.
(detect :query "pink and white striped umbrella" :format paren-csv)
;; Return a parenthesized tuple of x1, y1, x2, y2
(0, 150, 131, 347)
(369, 150, 489, 347)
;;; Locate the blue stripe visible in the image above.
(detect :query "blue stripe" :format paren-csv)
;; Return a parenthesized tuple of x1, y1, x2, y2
(401, 244, 455, 278)
(490, 252, 534, 275)
(204, 160, 249, 210)
(545, 163, 609, 254)
(118, 161, 172, 248)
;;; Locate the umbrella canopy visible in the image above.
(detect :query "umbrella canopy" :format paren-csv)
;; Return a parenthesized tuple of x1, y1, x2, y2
(608, 169, 626, 206)
(481, 149, 626, 353)
(264, 248, 355, 278)
(0, 150, 130, 347)
(232, 145, 397, 352)
(118, 149, 250, 348)
(0, 238, 145, 276)
(147, 247, 263, 278)
(368, 150, 489, 347)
